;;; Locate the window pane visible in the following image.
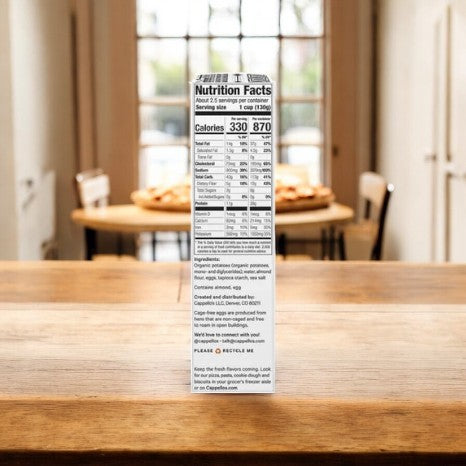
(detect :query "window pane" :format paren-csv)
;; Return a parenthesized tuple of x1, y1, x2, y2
(140, 146, 189, 188)
(241, 39, 278, 82)
(138, 40, 186, 98)
(281, 39, 321, 96)
(210, 39, 240, 72)
(281, 0, 323, 36)
(137, 0, 188, 36)
(189, 39, 209, 80)
(280, 146, 321, 184)
(280, 103, 321, 143)
(140, 105, 187, 145)
(241, 0, 279, 36)
(209, 0, 240, 36)
(189, 0, 209, 36)
(188, 0, 241, 36)
(190, 39, 240, 78)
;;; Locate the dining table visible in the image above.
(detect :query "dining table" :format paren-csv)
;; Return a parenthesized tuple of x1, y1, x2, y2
(0, 261, 465, 465)
(71, 202, 354, 260)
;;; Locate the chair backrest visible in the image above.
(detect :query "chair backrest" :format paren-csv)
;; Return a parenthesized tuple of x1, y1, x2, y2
(358, 171, 394, 260)
(75, 168, 110, 209)
(359, 172, 387, 214)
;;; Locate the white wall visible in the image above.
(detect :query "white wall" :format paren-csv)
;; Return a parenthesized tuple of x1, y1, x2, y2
(376, 0, 449, 261)
(0, 0, 81, 259)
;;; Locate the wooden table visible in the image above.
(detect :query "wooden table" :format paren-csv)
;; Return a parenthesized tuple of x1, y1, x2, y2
(71, 203, 354, 260)
(1, 262, 465, 465)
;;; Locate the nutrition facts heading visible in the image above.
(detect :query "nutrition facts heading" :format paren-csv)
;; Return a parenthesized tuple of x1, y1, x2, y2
(195, 84, 272, 96)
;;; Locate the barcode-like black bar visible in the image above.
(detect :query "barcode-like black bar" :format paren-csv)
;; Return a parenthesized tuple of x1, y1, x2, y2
(201, 73, 229, 83)
(247, 74, 270, 82)
(195, 206, 224, 211)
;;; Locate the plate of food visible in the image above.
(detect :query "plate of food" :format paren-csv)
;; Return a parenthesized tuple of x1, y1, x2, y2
(131, 180, 191, 212)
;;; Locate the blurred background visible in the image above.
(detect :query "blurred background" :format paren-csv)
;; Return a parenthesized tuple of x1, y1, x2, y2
(0, 0, 465, 262)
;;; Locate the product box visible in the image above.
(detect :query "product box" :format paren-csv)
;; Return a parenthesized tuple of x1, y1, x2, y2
(191, 73, 275, 393)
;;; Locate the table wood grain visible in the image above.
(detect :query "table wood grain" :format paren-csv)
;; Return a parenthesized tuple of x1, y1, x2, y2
(0, 262, 465, 462)
(71, 203, 354, 233)
(2, 261, 465, 304)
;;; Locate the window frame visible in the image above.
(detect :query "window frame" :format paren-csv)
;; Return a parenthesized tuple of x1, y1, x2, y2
(135, 0, 329, 184)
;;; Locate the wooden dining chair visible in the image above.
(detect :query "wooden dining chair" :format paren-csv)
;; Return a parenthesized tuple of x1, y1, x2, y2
(75, 168, 110, 209)
(338, 172, 394, 261)
(75, 169, 136, 261)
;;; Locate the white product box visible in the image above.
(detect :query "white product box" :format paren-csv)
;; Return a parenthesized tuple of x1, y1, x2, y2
(191, 73, 275, 393)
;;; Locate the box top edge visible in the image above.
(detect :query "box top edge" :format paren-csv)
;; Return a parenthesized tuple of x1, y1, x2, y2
(192, 72, 272, 84)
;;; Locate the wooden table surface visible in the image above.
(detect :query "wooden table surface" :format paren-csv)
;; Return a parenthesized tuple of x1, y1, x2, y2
(1, 262, 465, 464)
(71, 203, 354, 233)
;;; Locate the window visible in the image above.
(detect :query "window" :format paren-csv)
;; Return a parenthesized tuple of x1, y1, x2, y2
(136, 0, 325, 187)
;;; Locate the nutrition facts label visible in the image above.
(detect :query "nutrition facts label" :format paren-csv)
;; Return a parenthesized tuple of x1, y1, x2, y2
(194, 113, 273, 253)
(191, 73, 275, 393)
